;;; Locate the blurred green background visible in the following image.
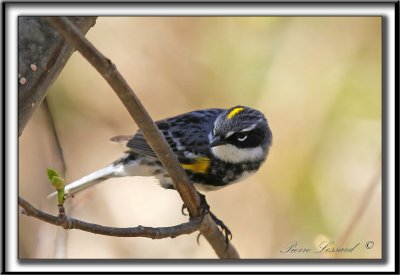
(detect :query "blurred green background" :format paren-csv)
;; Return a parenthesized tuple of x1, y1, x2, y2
(19, 17, 381, 259)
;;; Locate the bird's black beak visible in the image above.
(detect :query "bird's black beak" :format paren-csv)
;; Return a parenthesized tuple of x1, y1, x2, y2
(209, 136, 226, 148)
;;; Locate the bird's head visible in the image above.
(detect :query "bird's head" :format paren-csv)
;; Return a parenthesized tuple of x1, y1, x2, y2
(209, 106, 272, 163)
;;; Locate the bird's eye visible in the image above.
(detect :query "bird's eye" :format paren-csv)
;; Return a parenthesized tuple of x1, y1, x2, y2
(237, 133, 248, 142)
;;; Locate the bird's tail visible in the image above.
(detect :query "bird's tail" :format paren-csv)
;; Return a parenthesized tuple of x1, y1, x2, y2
(47, 160, 126, 199)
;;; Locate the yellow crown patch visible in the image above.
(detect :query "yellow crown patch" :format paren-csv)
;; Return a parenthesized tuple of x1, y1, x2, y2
(227, 107, 245, 120)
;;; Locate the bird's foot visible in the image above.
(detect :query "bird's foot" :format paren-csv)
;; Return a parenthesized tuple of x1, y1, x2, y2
(182, 192, 232, 249)
(208, 211, 232, 249)
(181, 192, 210, 222)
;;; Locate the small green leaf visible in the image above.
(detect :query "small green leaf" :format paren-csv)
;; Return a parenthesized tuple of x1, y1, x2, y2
(47, 168, 58, 182)
(47, 168, 65, 205)
(51, 176, 64, 190)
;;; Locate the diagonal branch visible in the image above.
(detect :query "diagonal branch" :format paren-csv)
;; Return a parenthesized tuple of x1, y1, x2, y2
(19, 196, 201, 239)
(45, 16, 239, 258)
(46, 16, 200, 218)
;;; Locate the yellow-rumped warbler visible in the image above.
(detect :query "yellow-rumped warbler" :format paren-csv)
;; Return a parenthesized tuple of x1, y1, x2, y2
(49, 105, 272, 198)
(48, 105, 272, 242)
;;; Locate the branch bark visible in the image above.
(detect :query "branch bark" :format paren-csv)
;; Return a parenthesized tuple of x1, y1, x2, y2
(44, 16, 240, 259)
(19, 196, 200, 239)
(18, 16, 97, 137)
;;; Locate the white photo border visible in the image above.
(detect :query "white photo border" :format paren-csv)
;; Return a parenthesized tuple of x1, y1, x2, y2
(4, 1, 397, 273)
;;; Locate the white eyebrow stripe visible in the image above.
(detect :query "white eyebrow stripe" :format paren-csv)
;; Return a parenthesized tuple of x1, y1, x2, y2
(225, 131, 235, 138)
(240, 123, 257, 132)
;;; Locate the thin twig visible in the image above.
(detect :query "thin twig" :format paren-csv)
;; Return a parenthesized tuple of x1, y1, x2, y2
(19, 196, 201, 239)
(42, 98, 66, 175)
(45, 16, 240, 258)
(42, 99, 69, 258)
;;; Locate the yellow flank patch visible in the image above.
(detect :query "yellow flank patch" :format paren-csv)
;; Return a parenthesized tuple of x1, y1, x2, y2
(181, 157, 210, 174)
(227, 107, 245, 119)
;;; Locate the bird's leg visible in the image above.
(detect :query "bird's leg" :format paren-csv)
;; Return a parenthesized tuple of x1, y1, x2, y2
(181, 192, 210, 219)
(195, 192, 211, 223)
(182, 192, 232, 248)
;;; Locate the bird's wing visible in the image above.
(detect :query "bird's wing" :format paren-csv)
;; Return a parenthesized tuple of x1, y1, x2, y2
(126, 108, 224, 164)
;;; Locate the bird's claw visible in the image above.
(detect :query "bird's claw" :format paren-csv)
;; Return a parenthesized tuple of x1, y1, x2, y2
(181, 192, 210, 222)
(209, 211, 232, 249)
(181, 204, 188, 216)
(181, 192, 232, 249)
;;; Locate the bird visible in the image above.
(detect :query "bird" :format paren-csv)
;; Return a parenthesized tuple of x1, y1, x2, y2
(48, 105, 272, 199)
(47, 105, 272, 241)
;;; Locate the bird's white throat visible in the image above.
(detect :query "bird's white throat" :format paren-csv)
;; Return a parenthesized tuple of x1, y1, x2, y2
(211, 144, 264, 163)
